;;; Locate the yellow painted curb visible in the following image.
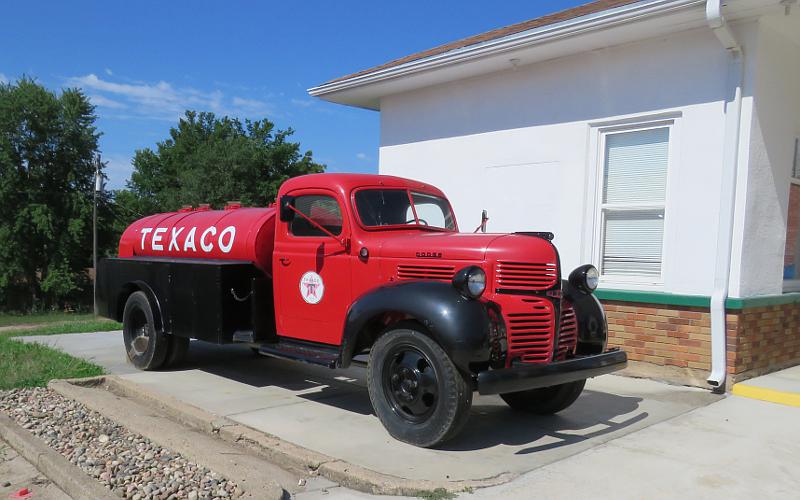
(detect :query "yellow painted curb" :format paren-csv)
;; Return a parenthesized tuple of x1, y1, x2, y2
(732, 384, 800, 408)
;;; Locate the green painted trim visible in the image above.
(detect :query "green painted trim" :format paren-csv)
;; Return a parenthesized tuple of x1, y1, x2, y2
(594, 289, 800, 310)
(726, 293, 800, 309)
(594, 290, 709, 308)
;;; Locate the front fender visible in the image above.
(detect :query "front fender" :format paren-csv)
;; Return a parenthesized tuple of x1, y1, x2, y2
(340, 281, 491, 372)
(564, 281, 608, 355)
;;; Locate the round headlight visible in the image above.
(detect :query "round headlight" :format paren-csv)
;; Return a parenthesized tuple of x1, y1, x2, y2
(452, 266, 486, 299)
(586, 266, 599, 291)
(569, 264, 599, 294)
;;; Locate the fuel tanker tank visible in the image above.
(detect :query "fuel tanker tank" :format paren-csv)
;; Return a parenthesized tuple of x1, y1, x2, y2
(118, 205, 277, 274)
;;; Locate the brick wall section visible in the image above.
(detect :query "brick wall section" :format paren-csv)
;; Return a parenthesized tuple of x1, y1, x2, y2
(602, 301, 712, 371)
(601, 299, 800, 383)
(729, 303, 800, 380)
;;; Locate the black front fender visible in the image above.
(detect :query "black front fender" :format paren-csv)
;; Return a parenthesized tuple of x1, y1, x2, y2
(564, 280, 608, 355)
(339, 281, 491, 372)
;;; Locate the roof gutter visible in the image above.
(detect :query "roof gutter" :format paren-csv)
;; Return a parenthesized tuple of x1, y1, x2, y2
(706, 0, 743, 392)
(309, 0, 706, 97)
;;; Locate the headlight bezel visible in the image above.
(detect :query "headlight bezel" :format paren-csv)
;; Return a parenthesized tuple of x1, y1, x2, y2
(569, 264, 600, 294)
(452, 265, 487, 299)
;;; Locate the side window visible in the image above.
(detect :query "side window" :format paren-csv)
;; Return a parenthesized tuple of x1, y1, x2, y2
(289, 194, 343, 237)
(597, 125, 670, 280)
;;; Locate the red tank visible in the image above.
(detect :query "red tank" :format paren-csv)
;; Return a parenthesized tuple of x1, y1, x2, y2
(118, 205, 276, 274)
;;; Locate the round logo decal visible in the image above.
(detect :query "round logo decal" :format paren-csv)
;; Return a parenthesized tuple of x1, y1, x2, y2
(299, 271, 324, 304)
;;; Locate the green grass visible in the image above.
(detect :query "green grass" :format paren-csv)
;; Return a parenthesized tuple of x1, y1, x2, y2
(0, 312, 95, 327)
(0, 335, 104, 389)
(8, 319, 122, 337)
(417, 489, 457, 500)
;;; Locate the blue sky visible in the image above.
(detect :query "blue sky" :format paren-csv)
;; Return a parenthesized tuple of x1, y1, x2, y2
(1, 0, 585, 189)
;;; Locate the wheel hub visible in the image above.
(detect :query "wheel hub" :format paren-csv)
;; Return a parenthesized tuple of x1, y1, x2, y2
(383, 346, 438, 422)
(126, 308, 150, 357)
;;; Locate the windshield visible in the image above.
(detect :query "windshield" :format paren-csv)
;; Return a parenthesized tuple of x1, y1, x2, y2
(354, 189, 456, 231)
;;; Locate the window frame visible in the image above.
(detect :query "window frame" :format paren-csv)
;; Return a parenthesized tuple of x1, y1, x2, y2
(588, 118, 678, 289)
(350, 186, 458, 232)
(286, 190, 346, 239)
(783, 137, 800, 293)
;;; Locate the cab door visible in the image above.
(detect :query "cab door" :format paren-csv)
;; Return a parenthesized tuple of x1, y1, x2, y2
(273, 190, 352, 345)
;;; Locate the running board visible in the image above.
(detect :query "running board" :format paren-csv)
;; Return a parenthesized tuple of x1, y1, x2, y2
(257, 339, 339, 369)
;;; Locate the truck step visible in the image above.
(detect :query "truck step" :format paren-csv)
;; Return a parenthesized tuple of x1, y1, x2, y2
(257, 339, 339, 369)
(232, 330, 255, 343)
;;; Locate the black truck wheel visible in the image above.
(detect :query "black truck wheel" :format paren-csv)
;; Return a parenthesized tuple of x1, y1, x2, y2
(367, 325, 472, 448)
(500, 380, 586, 414)
(122, 291, 169, 370)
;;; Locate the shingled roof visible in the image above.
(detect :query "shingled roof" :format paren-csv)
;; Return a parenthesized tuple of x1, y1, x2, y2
(326, 0, 642, 84)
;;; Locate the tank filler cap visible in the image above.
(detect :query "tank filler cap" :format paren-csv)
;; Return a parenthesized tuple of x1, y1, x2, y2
(197, 203, 211, 211)
(224, 201, 242, 210)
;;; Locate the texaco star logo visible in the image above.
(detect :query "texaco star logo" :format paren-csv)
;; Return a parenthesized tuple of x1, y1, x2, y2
(299, 271, 324, 304)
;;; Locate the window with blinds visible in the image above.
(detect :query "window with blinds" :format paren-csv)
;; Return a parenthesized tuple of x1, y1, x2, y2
(599, 126, 670, 278)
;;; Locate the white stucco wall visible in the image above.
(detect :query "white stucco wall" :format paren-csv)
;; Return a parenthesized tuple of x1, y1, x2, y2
(730, 14, 800, 296)
(379, 26, 742, 296)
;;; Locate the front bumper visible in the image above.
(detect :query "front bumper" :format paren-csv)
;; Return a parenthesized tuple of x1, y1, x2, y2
(476, 349, 628, 395)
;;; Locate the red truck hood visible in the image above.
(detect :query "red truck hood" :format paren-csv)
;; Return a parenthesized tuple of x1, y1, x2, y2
(376, 232, 557, 263)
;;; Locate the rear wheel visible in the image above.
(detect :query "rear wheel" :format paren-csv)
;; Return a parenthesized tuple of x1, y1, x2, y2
(500, 380, 586, 414)
(367, 325, 472, 448)
(122, 291, 169, 370)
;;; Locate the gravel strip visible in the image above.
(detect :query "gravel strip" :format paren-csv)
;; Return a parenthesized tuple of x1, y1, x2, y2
(0, 388, 241, 499)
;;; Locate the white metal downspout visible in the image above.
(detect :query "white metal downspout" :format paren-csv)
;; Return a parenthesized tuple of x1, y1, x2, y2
(706, 0, 743, 391)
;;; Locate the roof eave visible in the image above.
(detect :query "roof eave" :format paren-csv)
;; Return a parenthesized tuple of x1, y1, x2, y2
(308, 0, 708, 110)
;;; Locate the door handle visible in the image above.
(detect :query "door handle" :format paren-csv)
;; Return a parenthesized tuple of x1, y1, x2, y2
(279, 257, 291, 266)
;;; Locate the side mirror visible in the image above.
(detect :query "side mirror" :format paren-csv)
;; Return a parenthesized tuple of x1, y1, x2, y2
(279, 195, 296, 222)
(480, 210, 489, 233)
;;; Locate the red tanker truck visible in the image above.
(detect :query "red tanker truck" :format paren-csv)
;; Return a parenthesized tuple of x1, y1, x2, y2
(97, 173, 627, 447)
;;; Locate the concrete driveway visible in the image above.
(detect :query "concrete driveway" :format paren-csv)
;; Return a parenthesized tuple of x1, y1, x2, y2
(21, 331, 719, 485)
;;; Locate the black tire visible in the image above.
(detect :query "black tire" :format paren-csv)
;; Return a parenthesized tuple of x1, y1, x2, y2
(500, 380, 586, 414)
(122, 291, 169, 370)
(163, 336, 190, 368)
(367, 325, 472, 448)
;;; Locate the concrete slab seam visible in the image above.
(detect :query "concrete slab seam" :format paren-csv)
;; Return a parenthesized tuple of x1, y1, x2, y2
(731, 384, 800, 407)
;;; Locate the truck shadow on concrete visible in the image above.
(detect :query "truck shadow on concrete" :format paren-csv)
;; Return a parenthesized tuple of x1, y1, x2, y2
(443, 392, 648, 452)
(185, 343, 650, 452)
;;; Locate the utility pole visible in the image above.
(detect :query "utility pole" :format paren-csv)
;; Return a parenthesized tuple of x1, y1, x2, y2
(93, 154, 101, 316)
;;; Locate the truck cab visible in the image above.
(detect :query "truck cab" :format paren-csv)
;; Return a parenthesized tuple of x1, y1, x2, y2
(97, 173, 627, 447)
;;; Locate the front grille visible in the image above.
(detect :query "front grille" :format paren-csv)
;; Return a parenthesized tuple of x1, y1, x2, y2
(396, 264, 454, 281)
(495, 261, 558, 292)
(556, 302, 578, 360)
(503, 296, 555, 364)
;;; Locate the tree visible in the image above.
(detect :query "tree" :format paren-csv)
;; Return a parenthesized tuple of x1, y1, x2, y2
(124, 111, 324, 214)
(0, 78, 107, 311)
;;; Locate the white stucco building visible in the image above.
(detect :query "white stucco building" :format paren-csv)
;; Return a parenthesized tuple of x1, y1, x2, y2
(311, 0, 800, 389)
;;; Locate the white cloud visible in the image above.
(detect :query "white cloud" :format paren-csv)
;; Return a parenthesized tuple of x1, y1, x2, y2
(104, 68, 113, 76)
(101, 154, 133, 190)
(231, 96, 273, 115)
(356, 153, 367, 160)
(66, 73, 274, 121)
(0, 73, 8, 84)
(291, 98, 314, 108)
(88, 94, 127, 109)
